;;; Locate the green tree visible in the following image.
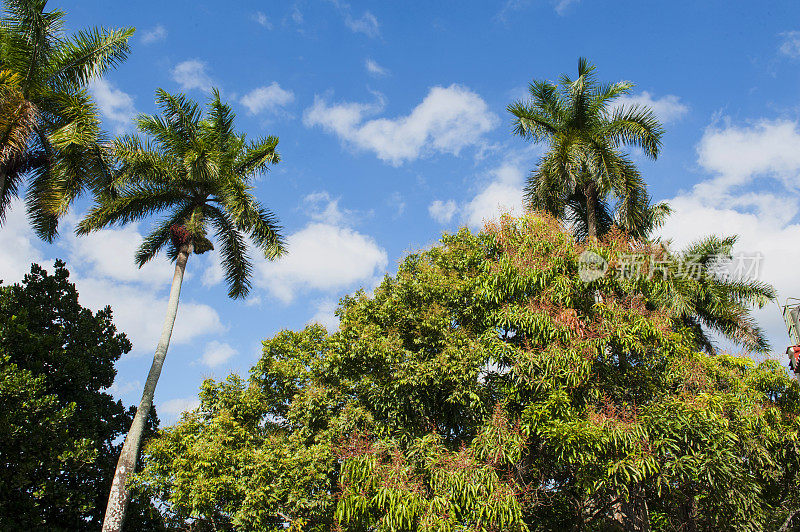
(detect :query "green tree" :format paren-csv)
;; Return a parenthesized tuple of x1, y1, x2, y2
(0, 0, 133, 239)
(77, 88, 286, 532)
(132, 214, 800, 531)
(0, 261, 162, 531)
(508, 58, 665, 240)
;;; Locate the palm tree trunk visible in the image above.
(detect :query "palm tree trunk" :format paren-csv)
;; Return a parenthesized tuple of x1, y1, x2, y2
(102, 243, 192, 532)
(585, 181, 598, 240)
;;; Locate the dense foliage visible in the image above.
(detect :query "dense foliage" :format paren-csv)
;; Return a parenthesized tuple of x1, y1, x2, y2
(133, 215, 800, 531)
(0, 261, 161, 530)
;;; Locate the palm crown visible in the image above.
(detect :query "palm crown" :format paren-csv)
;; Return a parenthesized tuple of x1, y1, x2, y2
(651, 235, 775, 354)
(0, 0, 133, 239)
(509, 57, 665, 240)
(77, 89, 286, 299)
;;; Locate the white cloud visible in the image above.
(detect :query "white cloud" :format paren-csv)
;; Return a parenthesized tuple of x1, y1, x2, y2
(658, 117, 800, 357)
(464, 160, 527, 229)
(200, 340, 237, 367)
(253, 11, 272, 29)
(172, 59, 213, 92)
(696, 119, 800, 194)
(0, 203, 224, 355)
(257, 222, 387, 303)
(309, 299, 339, 331)
(304, 85, 498, 165)
(614, 91, 689, 124)
(202, 250, 225, 288)
(106, 379, 142, 400)
(497, 0, 578, 19)
(240, 82, 295, 115)
(64, 222, 174, 285)
(74, 275, 224, 353)
(365, 58, 389, 76)
(291, 6, 303, 24)
(0, 199, 44, 284)
(388, 191, 405, 218)
(428, 199, 457, 224)
(345, 11, 379, 37)
(159, 397, 200, 421)
(554, 0, 579, 15)
(141, 24, 167, 44)
(303, 191, 351, 226)
(779, 31, 800, 58)
(326, 0, 380, 37)
(88, 79, 137, 134)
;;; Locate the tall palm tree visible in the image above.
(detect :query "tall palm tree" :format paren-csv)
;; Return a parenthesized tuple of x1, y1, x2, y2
(0, 0, 133, 239)
(508, 57, 664, 240)
(77, 89, 286, 532)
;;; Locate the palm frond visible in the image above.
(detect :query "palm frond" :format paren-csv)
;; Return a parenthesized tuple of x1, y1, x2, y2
(206, 204, 253, 299)
(76, 182, 188, 234)
(46, 26, 134, 89)
(234, 136, 279, 177)
(606, 105, 664, 159)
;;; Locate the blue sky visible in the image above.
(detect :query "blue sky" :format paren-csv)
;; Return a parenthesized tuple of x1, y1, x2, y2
(3, 0, 800, 422)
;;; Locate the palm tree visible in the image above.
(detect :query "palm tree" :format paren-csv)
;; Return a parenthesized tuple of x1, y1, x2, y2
(508, 57, 664, 240)
(647, 235, 775, 354)
(0, 0, 133, 240)
(77, 89, 286, 532)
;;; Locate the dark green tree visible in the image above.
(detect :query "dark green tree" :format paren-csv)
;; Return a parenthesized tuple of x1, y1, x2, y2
(0, 261, 162, 531)
(77, 88, 286, 532)
(508, 58, 665, 240)
(0, 0, 133, 239)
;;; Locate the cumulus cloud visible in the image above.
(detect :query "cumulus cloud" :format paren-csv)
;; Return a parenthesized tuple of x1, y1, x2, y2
(141, 24, 167, 44)
(88, 79, 137, 134)
(172, 59, 213, 91)
(257, 222, 388, 303)
(303, 191, 351, 226)
(253, 11, 272, 29)
(73, 275, 223, 353)
(696, 119, 800, 195)
(159, 397, 200, 422)
(309, 299, 339, 331)
(63, 222, 174, 285)
(428, 199, 457, 224)
(200, 340, 237, 367)
(779, 31, 800, 58)
(0, 207, 224, 355)
(240, 82, 294, 115)
(658, 118, 800, 356)
(106, 379, 142, 400)
(464, 159, 528, 229)
(0, 199, 44, 283)
(304, 85, 498, 165)
(365, 58, 389, 76)
(614, 91, 689, 124)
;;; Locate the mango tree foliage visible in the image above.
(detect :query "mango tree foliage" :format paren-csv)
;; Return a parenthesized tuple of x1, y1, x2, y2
(134, 215, 800, 531)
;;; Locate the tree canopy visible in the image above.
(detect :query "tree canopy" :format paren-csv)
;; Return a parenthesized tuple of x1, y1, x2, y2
(132, 214, 800, 531)
(0, 261, 161, 530)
